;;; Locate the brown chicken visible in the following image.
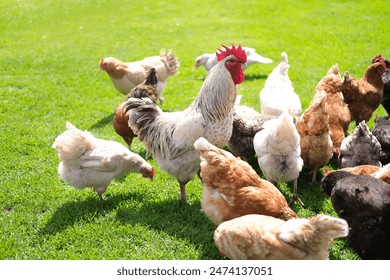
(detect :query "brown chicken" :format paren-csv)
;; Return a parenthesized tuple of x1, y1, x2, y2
(194, 137, 297, 225)
(296, 92, 334, 183)
(314, 65, 351, 157)
(113, 68, 158, 148)
(341, 60, 387, 125)
(323, 163, 390, 186)
(100, 49, 179, 104)
(213, 214, 348, 260)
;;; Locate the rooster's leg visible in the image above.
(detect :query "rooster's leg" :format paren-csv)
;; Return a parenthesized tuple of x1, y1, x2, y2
(288, 178, 304, 206)
(179, 181, 187, 203)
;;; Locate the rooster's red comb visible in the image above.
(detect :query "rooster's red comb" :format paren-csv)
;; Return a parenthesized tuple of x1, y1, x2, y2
(216, 44, 247, 63)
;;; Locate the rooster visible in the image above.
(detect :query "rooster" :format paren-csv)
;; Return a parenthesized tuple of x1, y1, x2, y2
(253, 111, 304, 205)
(194, 46, 272, 71)
(125, 44, 247, 202)
(214, 214, 348, 260)
(259, 52, 302, 117)
(113, 68, 158, 148)
(341, 58, 388, 125)
(100, 49, 179, 104)
(194, 137, 298, 225)
(52, 122, 154, 200)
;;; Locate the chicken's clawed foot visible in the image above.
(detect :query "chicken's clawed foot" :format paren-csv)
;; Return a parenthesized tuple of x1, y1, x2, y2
(288, 194, 304, 207)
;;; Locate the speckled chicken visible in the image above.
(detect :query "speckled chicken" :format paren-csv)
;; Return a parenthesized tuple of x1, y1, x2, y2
(339, 121, 382, 168)
(341, 59, 387, 125)
(314, 64, 351, 158)
(100, 49, 179, 104)
(253, 111, 304, 205)
(228, 95, 276, 161)
(194, 137, 298, 226)
(113, 68, 158, 148)
(52, 122, 154, 200)
(260, 52, 302, 117)
(372, 115, 390, 165)
(320, 171, 390, 259)
(214, 214, 348, 260)
(295, 92, 333, 183)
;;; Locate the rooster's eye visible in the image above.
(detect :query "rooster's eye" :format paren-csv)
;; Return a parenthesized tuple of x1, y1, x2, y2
(226, 58, 236, 64)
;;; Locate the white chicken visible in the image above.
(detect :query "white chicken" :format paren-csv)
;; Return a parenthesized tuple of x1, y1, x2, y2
(125, 44, 247, 202)
(253, 110, 304, 205)
(52, 122, 154, 200)
(214, 214, 349, 260)
(193, 46, 272, 71)
(100, 49, 179, 104)
(259, 52, 302, 117)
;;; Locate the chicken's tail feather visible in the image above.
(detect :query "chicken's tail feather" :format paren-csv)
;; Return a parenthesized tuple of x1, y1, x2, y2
(126, 97, 162, 156)
(144, 68, 158, 87)
(310, 214, 349, 239)
(52, 122, 94, 161)
(194, 137, 214, 152)
(160, 49, 179, 76)
(281, 51, 288, 63)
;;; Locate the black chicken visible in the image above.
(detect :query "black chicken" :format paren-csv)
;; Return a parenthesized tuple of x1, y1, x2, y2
(320, 171, 390, 259)
(372, 115, 390, 165)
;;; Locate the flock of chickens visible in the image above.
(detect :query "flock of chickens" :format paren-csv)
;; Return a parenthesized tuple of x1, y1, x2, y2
(51, 44, 390, 260)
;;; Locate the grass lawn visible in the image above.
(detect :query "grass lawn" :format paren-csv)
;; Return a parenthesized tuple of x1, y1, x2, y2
(1, 0, 389, 260)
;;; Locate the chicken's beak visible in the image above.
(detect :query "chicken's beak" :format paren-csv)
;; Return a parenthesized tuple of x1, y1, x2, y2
(99, 59, 106, 70)
(193, 63, 199, 71)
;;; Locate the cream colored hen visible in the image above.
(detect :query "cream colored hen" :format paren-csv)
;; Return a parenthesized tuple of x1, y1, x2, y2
(259, 52, 302, 117)
(214, 214, 348, 260)
(253, 110, 304, 205)
(52, 122, 154, 200)
(194, 137, 297, 225)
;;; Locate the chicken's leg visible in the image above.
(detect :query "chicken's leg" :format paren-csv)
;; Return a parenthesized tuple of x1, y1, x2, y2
(311, 167, 318, 184)
(288, 178, 304, 206)
(179, 181, 187, 203)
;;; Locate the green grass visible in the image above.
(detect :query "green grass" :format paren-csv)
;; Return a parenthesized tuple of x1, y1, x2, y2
(1, 0, 389, 260)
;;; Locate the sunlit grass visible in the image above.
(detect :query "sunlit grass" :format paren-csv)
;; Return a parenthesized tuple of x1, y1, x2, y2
(1, 0, 389, 260)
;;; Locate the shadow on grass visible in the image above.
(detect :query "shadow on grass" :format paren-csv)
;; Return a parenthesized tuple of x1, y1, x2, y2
(39, 191, 220, 259)
(89, 113, 114, 130)
(39, 192, 137, 236)
(114, 197, 221, 259)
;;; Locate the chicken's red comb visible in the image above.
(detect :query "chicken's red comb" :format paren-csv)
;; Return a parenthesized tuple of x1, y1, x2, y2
(372, 54, 382, 63)
(323, 168, 329, 176)
(216, 44, 247, 63)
